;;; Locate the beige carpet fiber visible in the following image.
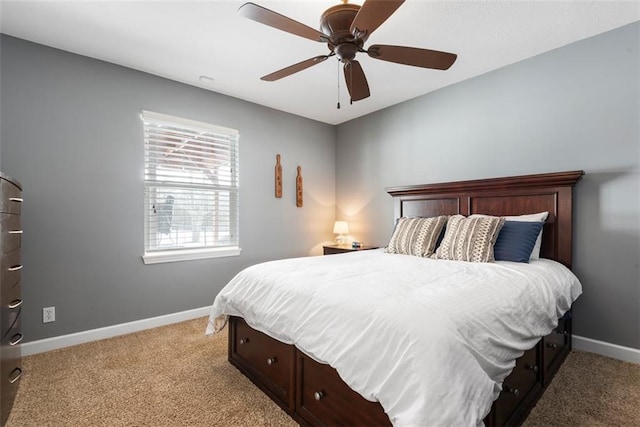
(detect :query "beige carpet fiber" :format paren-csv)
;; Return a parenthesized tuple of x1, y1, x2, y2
(7, 317, 639, 426)
(524, 349, 640, 426)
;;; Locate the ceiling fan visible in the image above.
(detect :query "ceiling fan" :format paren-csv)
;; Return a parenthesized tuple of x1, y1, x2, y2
(238, 0, 457, 105)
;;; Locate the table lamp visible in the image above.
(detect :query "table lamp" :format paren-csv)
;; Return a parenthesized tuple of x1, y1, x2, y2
(333, 221, 349, 246)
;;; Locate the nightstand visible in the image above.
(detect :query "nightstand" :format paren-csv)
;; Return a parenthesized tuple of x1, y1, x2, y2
(323, 245, 379, 255)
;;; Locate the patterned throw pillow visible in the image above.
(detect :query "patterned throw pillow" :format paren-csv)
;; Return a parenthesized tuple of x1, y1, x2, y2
(434, 215, 505, 262)
(385, 216, 448, 257)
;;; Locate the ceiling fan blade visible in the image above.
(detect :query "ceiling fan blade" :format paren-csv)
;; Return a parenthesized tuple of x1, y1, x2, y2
(261, 55, 330, 82)
(350, 0, 405, 38)
(367, 44, 457, 70)
(343, 61, 370, 102)
(239, 2, 328, 43)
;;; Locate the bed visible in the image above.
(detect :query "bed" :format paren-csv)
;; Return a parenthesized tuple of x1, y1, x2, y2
(207, 170, 584, 426)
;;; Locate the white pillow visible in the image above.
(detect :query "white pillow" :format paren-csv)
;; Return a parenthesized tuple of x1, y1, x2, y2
(471, 212, 548, 259)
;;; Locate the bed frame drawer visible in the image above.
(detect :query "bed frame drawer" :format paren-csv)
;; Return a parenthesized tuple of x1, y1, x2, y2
(492, 346, 541, 426)
(542, 314, 571, 384)
(230, 312, 574, 427)
(228, 317, 295, 411)
(295, 352, 390, 427)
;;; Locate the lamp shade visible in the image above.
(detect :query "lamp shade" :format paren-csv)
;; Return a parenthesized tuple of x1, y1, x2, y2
(333, 221, 349, 235)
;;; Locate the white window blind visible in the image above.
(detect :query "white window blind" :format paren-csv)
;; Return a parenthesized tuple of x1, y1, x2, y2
(141, 111, 240, 264)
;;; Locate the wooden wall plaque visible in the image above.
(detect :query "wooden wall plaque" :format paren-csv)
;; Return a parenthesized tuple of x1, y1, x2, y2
(275, 154, 282, 198)
(296, 166, 303, 207)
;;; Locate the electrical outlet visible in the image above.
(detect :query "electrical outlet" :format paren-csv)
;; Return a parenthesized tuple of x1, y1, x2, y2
(43, 306, 55, 323)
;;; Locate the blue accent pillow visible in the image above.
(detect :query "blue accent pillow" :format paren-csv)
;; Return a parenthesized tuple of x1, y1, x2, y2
(494, 221, 545, 263)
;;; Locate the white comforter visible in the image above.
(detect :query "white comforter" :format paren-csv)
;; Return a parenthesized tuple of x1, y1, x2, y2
(206, 249, 582, 426)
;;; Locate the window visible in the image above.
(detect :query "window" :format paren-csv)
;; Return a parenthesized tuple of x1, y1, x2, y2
(141, 111, 240, 264)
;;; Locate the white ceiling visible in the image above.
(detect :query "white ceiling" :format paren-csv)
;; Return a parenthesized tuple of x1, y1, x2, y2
(1, 1, 638, 125)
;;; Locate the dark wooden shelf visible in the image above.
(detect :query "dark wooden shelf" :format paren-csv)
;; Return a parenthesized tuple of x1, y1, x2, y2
(322, 245, 379, 255)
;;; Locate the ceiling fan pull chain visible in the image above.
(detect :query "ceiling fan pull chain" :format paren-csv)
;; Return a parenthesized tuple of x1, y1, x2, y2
(337, 59, 341, 109)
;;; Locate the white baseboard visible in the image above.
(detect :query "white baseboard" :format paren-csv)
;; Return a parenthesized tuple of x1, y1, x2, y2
(21, 306, 211, 356)
(573, 335, 640, 364)
(22, 314, 640, 364)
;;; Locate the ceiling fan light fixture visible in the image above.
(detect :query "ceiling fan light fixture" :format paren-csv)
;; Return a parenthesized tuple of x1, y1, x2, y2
(335, 43, 359, 63)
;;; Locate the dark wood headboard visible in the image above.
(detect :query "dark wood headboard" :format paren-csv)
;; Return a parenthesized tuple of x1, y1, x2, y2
(386, 171, 584, 269)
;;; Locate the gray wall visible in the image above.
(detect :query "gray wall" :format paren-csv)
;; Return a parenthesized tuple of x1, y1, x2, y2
(2, 22, 639, 350)
(0, 35, 336, 341)
(336, 22, 640, 349)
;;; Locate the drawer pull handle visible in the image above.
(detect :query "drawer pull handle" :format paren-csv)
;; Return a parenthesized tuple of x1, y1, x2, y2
(10, 333, 23, 346)
(525, 364, 539, 374)
(314, 391, 325, 401)
(8, 230, 23, 234)
(9, 368, 22, 384)
(266, 357, 277, 365)
(547, 343, 558, 349)
(555, 330, 568, 336)
(8, 299, 23, 309)
(9, 197, 23, 203)
(505, 387, 520, 397)
(8, 265, 23, 272)
(239, 338, 249, 345)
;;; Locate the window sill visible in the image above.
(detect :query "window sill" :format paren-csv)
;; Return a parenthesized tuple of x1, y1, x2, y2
(142, 247, 242, 264)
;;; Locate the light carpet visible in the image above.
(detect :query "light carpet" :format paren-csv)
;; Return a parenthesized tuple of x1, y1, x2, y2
(7, 317, 639, 426)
